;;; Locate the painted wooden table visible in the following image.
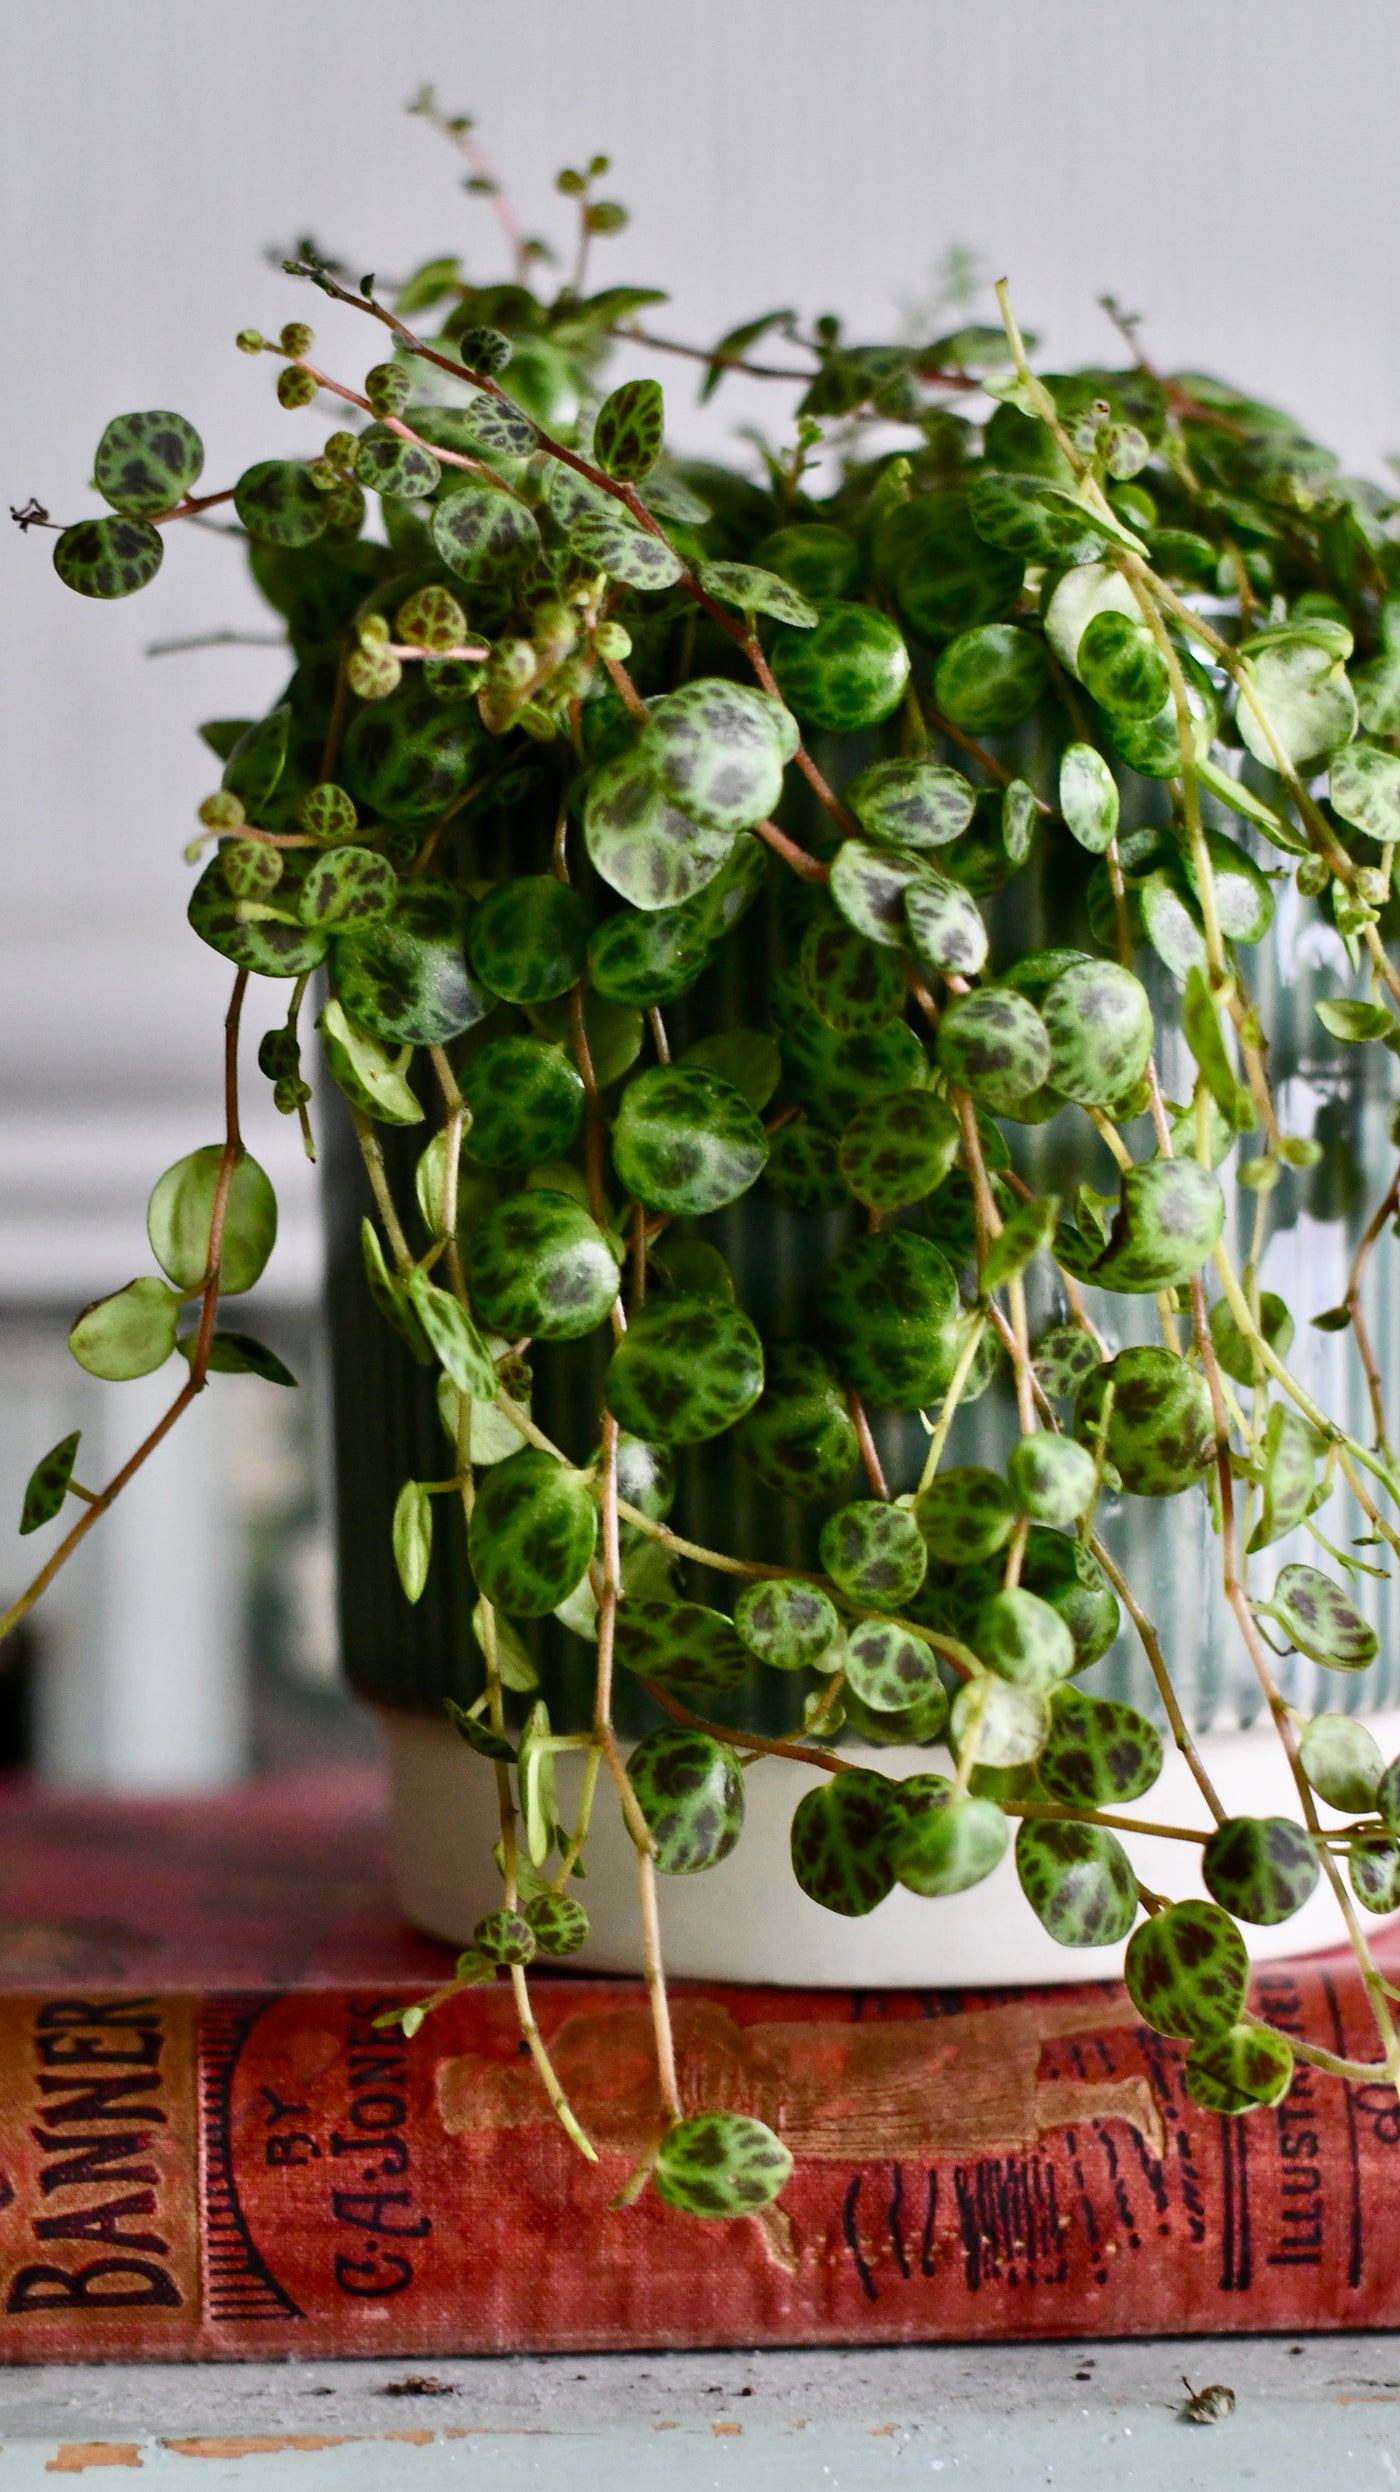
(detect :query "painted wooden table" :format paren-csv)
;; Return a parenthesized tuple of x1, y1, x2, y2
(0, 2340, 1395, 2486)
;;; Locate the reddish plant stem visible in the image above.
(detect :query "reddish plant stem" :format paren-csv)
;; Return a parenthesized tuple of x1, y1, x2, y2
(848, 1393, 889, 1499)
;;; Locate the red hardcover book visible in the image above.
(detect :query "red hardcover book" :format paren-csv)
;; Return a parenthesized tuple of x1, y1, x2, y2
(0, 1768, 1395, 2360)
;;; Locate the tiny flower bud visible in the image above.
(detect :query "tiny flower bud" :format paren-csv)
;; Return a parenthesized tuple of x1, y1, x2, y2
(358, 611, 390, 647)
(235, 329, 265, 354)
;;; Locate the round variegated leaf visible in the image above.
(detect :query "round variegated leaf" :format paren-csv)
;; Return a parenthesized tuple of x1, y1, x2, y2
(769, 603, 910, 733)
(1299, 1714, 1383, 1813)
(755, 521, 860, 601)
(614, 1599, 750, 1696)
(584, 750, 736, 910)
(950, 1673, 1049, 1770)
(799, 918, 905, 1034)
(1031, 1323, 1105, 1403)
(233, 460, 328, 547)
(892, 1782, 1008, 1896)
(680, 1028, 781, 1111)
(525, 1892, 589, 1957)
(95, 410, 203, 515)
(431, 484, 541, 579)
(844, 1619, 943, 1716)
(466, 1190, 619, 1340)
(1082, 1157, 1225, 1294)
(298, 845, 397, 929)
(461, 1037, 584, 1169)
(587, 904, 711, 1005)
(605, 1295, 764, 1444)
(764, 1118, 849, 1213)
(1330, 741, 1400, 844)
(1078, 611, 1170, 720)
(933, 623, 1049, 735)
(846, 758, 976, 852)
(1007, 1434, 1097, 1528)
(736, 1342, 860, 1502)
(698, 560, 817, 627)
(975, 1588, 1075, 1690)
(914, 1466, 1017, 1566)
(777, 986, 928, 1130)
(1202, 1815, 1319, 1925)
(468, 1447, 597, 1618)
(627, 1727, 745, 1874)
(189, 852, 328, 980)
(54, 515, 164, 598)
(820, 1500, 927, 1607)
(789, 1769, 899, 1916)
(837, 1090, 959, 1211)
(1349, 1834, 1400, 1915)
(612, 1064, 767, 1216)
(1015, 1819, 1137, 1948)
(1269, 1563, 1378, 1672)
(829, 839, 925, 948)
(643, 679, 788, 834)
(594, 377, 664, 481)
(653, 2114, 792, 2217)
(735, 1578, 842, 1671)
(1021, 1528, 1120, 1669)
(1185, 2024, 1293, 2114)
(355, 430, 441, 499)
(1236, 628, 1358, 772)
(969, 469, 1120, 565)
(936, 987, 1050, 1113)
(816, 1229, 961, 1410)
(332, 880, 491, 1048)
(1208, 1289, 1294, 1385)
(1039, 960, 1152, 1107)
(1039, 1685, 1163, 1807)
(1059, 743, 1119, 853)
(467, 876, 593, 1003)
(1073, 1347, 1215, 1496)
(1124, 1901, 1248, 2041)
(342, 686, 487, 823)
(19, 1432, 82, 1536)
(903, 868, 989, 978)
(569, 509, 684, 589)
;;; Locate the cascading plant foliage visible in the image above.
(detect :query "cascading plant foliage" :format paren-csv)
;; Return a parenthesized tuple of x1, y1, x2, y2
(15, 92, 1400, 2220)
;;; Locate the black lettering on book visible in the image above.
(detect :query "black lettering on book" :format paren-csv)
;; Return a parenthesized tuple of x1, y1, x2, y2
(329, 2007, 429, 2300)
(6, 1999, 182, 2319)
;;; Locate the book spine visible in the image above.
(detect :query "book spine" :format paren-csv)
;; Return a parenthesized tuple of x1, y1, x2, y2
(0, 1970, 1397, 2360)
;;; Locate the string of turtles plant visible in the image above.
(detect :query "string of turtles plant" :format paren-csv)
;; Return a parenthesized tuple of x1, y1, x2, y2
(13, 101, 1400, 2221)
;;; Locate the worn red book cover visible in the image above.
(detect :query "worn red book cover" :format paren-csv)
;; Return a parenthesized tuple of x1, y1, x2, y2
(0, 1770, 1394, 2360)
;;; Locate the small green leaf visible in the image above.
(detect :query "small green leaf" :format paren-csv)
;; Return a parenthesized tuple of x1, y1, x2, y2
(518, 1699, 559, 1868)
(594, 377, 664, 482)
(469, 1448, 597, 1617)
(950, 1673, 1050, 1770)
(680, 1028, 781, 1110)
(1237, 628, 1358, 772)
(1058, 743, 1119, 853)
(1015, 1818, 1137, 1945)
(147, 1147, 278, 1294)
(628, 1725, 746, 1873)
(1125, 1901, 1247, 2042)
(1330, 740, 1400, 843)
(1202, 1814, 1319, 1924)
(697, 560, 817, 627)
(233, 459, 328, 548)
(317, 999, 424, 1126)
(69, 1279, 180, 1381)
(54, 516, 163, 599)
(175, 1331, 297, 1386)
(1208, 1289, 1293, 1384)
(569, 508, 684, 589)
(95, 410, 204, 515)
(891, 1783, 1008, 1895)
(1315, 998, 1396, 1044)
(392, 1480, 433, 1603)
(1299, 1713, 1383, 1813)
(1246, 1404, 1317, 1553)
(444, 1696, 517, 1764)
(982, 1195, 1059, 1292)
(789, 1770, 898, 1916)
(20, 1433, 82, 1535)
(653, 2112, 792, 2217)
(407, 1271, 498, 1400)
(1184, 967, 1257, 1131)
(1268, 1562, 1379, 1671)
(1185, 2023, 1294, 2114)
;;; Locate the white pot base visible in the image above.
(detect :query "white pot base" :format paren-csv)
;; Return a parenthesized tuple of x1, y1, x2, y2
(381, 1707, 1400, 1989)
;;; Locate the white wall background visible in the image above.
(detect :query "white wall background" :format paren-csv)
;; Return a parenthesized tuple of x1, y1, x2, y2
(3, 0, 1400, 1777)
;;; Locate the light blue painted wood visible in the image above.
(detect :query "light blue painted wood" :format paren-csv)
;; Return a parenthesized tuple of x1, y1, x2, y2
(0, 2343, 1394, 2488)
